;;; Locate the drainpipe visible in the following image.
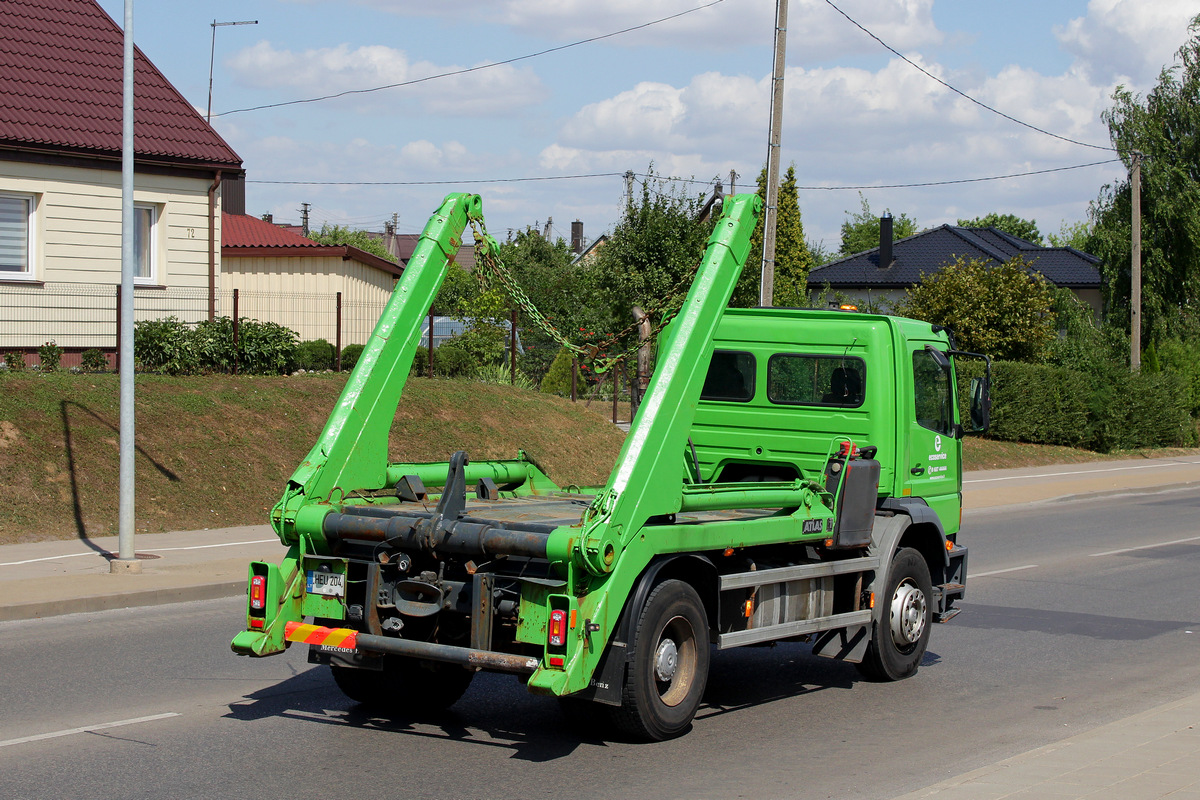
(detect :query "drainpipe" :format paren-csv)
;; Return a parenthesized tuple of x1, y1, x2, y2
(208, 170, 223, 321)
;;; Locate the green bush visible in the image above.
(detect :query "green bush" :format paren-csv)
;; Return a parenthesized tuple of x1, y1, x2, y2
(237, 319, 298, 375)
(135, 317, 199, 375)
(191, 317, 238, 372)
(4, 351, 26, 371)
(294, 339, 334, 371)
(80, 349, 108, 372)
(134, 316, 300, 375)
(341, 343, 365, 371)
(409, 345, 429, 378)
(475, 362, 539, 391)
(957, 358, 1197, 451)
(540, 348, 575, 395)
(433, 341, 475, 378)
(38, 340, 63, 372)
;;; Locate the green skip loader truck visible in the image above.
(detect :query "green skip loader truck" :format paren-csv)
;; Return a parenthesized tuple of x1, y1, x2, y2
(232, 191, 990, 740)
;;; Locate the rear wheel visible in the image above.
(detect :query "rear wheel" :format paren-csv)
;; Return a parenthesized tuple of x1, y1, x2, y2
(331, 655, 475, 715)
(609, 579, 710, 741)
(858, 547, 933, 681)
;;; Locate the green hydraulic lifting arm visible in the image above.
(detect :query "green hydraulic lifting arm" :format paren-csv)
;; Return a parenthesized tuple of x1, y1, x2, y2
(271, 193, 484, 552)
(546, 193, 763, 577)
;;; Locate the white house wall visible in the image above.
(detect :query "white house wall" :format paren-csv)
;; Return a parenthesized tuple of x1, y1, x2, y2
(0, 161, 218, 349)
(221, 254, 395, 345)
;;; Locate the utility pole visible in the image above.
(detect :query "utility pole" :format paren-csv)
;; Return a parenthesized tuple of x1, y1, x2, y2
(729, 169, 739, 196)
(760, 0, 788, 307)
(624, 170, 635, 210)
(206, 19, 257, 123)
(300, 202, 311, 238)
(114, 0, 139, 574)
(1130, 151, 1142, 371)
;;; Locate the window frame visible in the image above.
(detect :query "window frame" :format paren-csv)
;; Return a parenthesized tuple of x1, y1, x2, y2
(0, 192, 37, 281)
(133, 203, 159, 285)
(766, 353, 868, 409)
(912, 348, 954, 435)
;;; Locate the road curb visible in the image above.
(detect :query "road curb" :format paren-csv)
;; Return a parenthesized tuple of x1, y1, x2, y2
(0, 580, 245, 622)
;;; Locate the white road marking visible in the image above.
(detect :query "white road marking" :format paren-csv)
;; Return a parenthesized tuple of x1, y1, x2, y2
(963, 460, 1200, 484)
(1089, 535, 1200, 558)
(972, 564, 1039, 578)
(0, 539, 276, 568)
(0, 713, 180, 748)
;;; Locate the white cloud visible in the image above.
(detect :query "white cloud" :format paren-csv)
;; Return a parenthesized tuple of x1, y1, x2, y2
(298, 0, 943, 61)
(225, 41, 546, 116)
(1056, 0, 1197, 87)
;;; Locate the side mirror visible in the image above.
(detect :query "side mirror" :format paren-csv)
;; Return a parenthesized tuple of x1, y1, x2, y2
(968, 376, 990, 433)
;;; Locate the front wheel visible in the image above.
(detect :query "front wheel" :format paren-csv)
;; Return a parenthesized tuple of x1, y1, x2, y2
(857, 547, 933, 681)
(609, 579, 710, 741)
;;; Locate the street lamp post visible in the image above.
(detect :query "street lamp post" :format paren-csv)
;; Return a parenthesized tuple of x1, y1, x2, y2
(207, 19, 258, 123)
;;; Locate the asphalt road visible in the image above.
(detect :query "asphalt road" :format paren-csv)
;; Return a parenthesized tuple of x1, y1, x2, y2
(3, 487, 1199, 800)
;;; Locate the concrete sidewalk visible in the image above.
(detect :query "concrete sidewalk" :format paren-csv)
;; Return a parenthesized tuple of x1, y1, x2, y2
(890, 690, 1200, 800)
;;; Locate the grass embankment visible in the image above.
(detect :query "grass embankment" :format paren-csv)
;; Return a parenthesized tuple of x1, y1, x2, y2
(1, 373, 1195, 545)
(0, 373, 625, 545)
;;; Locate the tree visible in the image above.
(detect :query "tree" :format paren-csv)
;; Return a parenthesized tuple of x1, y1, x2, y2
(496, 227, 579, 381)
(893, 256, 1057, 362)
(1087, 14, 1200, 340)
(587, 169, 712, 337)
(1047, 220, 1093, 251)
(839, 194, 919, 255)
(956, 213, 1042, 244)
(732, 165, 814, 308)
(308, 223, 397, 263)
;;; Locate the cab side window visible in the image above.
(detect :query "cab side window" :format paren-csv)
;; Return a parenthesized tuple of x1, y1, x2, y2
(913, 350, 952, 434)
(701, 350, 755, 402)
(767, 355, 865, 408)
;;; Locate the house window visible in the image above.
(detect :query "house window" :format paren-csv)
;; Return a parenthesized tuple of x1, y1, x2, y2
(134, 204, 157, 283)
(0, 193, 35, 278)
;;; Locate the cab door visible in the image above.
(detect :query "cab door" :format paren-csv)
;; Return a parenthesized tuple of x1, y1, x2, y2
(904, 343, 961, 533)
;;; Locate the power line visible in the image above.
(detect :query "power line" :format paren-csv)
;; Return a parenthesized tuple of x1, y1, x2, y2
(822, 0, 1116, 153)
(248, 172, 624, 186)
(214, 0, 726, 117)
(651, 160, 1120, 190)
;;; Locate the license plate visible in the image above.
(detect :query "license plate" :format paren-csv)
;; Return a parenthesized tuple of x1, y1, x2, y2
(306, 570, 345, 597)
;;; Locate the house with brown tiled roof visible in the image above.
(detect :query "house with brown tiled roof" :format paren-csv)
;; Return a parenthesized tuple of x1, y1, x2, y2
(222, 213, 403, 345)
(0, 0, 244, 358)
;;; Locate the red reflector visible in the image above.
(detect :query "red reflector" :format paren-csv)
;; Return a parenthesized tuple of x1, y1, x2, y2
(548, 609, 568, 647)
(549, 656, 565, 668)
(249, 618, 264, 629)
(249, 575, 267, 610)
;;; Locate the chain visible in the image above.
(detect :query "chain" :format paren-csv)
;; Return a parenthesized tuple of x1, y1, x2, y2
(469, 218, 699, 375)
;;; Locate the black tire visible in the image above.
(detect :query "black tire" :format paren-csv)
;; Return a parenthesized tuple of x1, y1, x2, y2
(331, 655, 474, 715)
(609, 579, 710, 741)
(858, 547, 933, 681)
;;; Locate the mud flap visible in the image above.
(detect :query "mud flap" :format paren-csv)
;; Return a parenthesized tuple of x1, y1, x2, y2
(571, 639, 627, 706)
(812, 625, 870, 663)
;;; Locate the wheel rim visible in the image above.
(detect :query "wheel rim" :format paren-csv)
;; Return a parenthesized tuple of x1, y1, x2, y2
(889, 578, 927, 648)
(654, 615, 697, 707)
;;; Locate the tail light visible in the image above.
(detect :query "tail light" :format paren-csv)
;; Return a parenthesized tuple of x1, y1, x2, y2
(249, 575, 267, 612)
(548, 609, 568, 647)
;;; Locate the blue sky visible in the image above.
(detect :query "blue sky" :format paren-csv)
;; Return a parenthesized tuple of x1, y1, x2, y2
(97, 0, 1196, 251)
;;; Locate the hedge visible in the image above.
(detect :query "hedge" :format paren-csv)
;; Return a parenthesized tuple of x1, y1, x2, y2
(957, 359, 1197, 452)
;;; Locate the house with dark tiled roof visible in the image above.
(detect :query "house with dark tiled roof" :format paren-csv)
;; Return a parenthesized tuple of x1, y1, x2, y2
(807, 217, 1103, 316)
(0, 0, 243, 354)
(222, 213, 403, 345)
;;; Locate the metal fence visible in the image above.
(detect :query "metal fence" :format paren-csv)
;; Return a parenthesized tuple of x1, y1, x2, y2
(0, 281, 391, 354)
